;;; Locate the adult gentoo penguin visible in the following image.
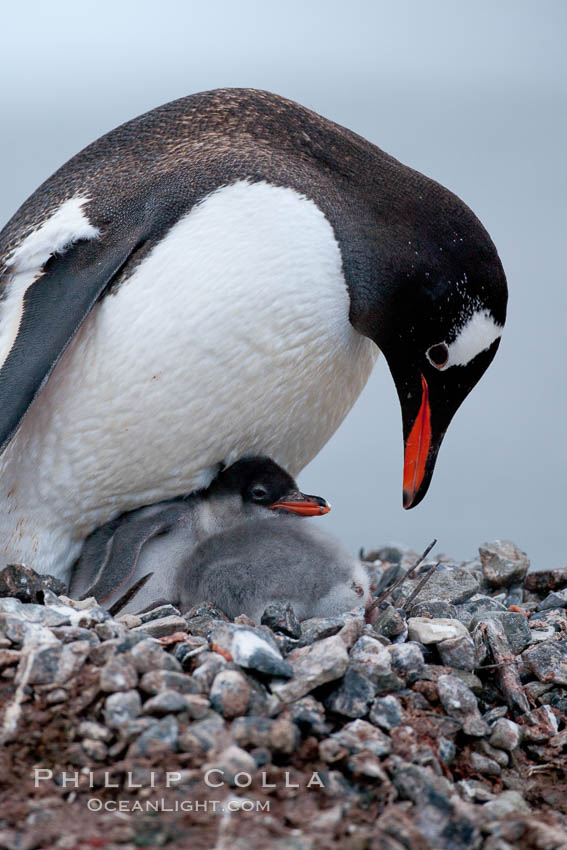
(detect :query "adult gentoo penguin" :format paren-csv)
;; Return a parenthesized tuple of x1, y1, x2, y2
(0, 89, 507, 579)
(69, 456, 330, 612)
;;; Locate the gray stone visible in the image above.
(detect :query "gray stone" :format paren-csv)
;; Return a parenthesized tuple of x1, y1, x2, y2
(537, 589, 567, 611)
(521, 705, 559, 742)
(21, 640, 90, 686)
(483, 790, 530, 817)
(104, 690, 142, 729)
(51, 626, 100, 645)
(478, 739, 509, 766)
(139, 669, 200, 695)
(115, 614, 142, 629)
(479, 540, 529, 587)
(522, 638, 567, 685)
(323, 668, 375, 718)
(45, 688, 67, 704)
(128, 715, 179, 757)
(179, 712, 230, 754)
(469, 751, 501, 776)
(331, 718, 391, 758)
(95, 621, 128, 641)
(81, 738, 108, 761)
(371, 603, 407, 639)
(438, 634, 476, 671)
(409, 599, 458, 619)
(209, 624, 292, 678)
(182, 695, 210, 719)
(289, 696, 329, 736)
(142, 689, 195, 716)
(394, 564, 480, 606)
(489, 718, 522, 751)
(78, 720, 112, 742)
(389, 642, 425, 683)
(131, 614, 187, 638)
(369, 695, 403, 731)
(505, 584, 524, 607)
(470, 611, 531, 654)
(0, 564, 66, 602)
(210, 669, 250, 718)
(203, 745, 256, 786)
(261, 602, 301, 638)
(128, 638, 182, 673)
(407, 617, 469, 644)
(349, 635, 398, 687)
(438, 737, 456, 765)
(296, 616, 345, 647)
(437, 674, 489, 736)
(138, 604, 181, 623)
(191, 651, 228, 693)
(99, 655, 138, 692)
(271, 634, 348, 703)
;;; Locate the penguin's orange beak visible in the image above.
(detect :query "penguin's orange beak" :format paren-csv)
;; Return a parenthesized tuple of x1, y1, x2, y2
(403, 374, 432, 509)
(270, 491, 331, 517)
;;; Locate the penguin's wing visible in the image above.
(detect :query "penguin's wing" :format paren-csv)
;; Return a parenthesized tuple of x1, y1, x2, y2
(0, 228, 146, 453)
(76, 501, 192, 605)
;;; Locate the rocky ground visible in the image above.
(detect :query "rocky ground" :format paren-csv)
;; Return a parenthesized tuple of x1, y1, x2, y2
(0, 540, 566, 850)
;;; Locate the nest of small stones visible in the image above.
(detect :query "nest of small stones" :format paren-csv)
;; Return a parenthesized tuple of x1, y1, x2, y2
(0, 540, 566, 850)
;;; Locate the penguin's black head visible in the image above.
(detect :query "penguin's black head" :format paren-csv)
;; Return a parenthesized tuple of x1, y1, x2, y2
(212, 456, 331, 516)
(348, 182, 508, 509)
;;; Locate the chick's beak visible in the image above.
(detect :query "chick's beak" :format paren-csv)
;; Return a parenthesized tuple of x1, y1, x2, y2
(270, 490, 331, 517)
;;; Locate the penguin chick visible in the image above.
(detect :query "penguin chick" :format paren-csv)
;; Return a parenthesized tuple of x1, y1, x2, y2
(69, 456, 329, 612)
(177, 515, 370, 623)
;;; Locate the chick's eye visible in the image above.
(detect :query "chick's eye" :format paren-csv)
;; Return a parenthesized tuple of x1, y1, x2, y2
(426, 342, 449, 369)
(250, 485, 269, 501)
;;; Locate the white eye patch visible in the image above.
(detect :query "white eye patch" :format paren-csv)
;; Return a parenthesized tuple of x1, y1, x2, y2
(432, 309, 503, 370)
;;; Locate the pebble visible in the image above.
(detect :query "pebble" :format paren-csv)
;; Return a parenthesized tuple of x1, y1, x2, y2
(483, 790, 530, 817)
(21, 641, 90, 687)
(409, 599, 458, 619)
(369, 694, 403, 731)
(470, 611, 532, 654)
(330, 718, 391, 758)
(407, 617, 469, 644)
(128, 638, 182, 673)
(178, 712, 230, 754)
(437, 674, 489, 736)
(261, 602, 301, 638)
(349, 635, 403, 691)
(138, 604, 181, 623)
(489, 718, 522, 751)
(103, 690, 142, 728)
(537, 588, 567, 610)
(210, 669, 250, 718)
(99, 656, 138, 692)
(270, 634, 348, 703)
(138, 669, 200, 695)
(131, 614, 188, 638)
(323, 668, 376, 718)
(295, 616, 345, 647)
(437, 634, 476, 671)
(128, 715, 179, 757)
(394, 564, 479, 606)
(203, 744, 256, 786)
(141, 689, 194, 715)
(479, 540, 530, 587)
(209, 624, 292, 678)
(469, 751, 502, 776)
(389, 642, 425, 683)
(522, 638, 567, 686)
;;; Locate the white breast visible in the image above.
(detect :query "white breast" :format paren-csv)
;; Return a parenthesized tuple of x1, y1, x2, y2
(0, 180, 378, 577)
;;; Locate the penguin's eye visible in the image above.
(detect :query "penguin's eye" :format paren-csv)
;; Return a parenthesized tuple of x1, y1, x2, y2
(250, 485, 269, 502)
(426, 342, 449, 369)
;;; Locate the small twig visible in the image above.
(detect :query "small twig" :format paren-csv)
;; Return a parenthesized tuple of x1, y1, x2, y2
(401, 562, 440, 613)
(366, 539, 437, 616)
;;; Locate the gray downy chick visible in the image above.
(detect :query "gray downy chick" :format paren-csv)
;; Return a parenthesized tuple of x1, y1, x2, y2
(178, 514, 370, 623)
(69, 456, 329, 613)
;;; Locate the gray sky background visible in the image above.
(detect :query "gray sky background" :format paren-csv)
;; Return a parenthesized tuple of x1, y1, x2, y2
(1, 1, 565, 568)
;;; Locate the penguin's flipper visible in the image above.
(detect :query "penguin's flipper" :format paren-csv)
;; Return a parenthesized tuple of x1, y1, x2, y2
(108, 573, 155, 617)
(0, 230, 144, 454)
(77, 502, 189, 605)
